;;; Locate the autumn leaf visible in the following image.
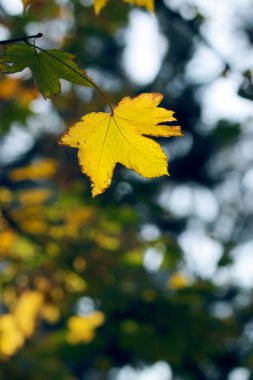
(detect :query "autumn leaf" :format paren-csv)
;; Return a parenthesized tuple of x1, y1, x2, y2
(0, 44, 92, 99)
(94, 0, 108, 15)
(22, 0, 50, 13)
(22, 0, 32, 12)
(0, 291, 43, 357)
(67, 312, 105, 344)
(60, 93, 182, 197)
(9, 159, 57, 181)
(0, 78, 20, 99)
(124, 0, 154, 12)
(22, 0, 154, 14)
(0, 77, 39, 106)
(94, 0, 154, 14)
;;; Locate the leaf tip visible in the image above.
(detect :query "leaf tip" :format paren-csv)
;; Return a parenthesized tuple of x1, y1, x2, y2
(91, 185, 102, 198)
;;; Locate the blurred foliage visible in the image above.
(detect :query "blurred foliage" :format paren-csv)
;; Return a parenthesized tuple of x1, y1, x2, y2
(1, 1, 253, 380)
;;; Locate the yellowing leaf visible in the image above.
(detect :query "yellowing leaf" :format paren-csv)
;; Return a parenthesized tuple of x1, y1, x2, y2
(22, 0, 154, 14)
(0, 78, 20, 100)
(14, 291, 43, 337)
(93, 0, 154, 14)
(94, 0, 108, 14)
(0, 230, 17, 257)
(169, 272, 189, 289)
(0, 315, 24, 356)
(17, 188, 52, 205)
(0, 291, 44, 356)
(41, 304, 60, 324)
(22, 0, 56, 14)
(0, 77, 39, 105)
(60, 93, 182, 197)
(9, 159, 57, 182)
(22, 0, 32, 12)
(0, 187, 13, 205)
(67, 312, 105, 344)
(124, 0, 154, 12)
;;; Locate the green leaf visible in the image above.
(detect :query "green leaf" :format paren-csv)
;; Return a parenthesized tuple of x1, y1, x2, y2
(0, 44, 92, 99)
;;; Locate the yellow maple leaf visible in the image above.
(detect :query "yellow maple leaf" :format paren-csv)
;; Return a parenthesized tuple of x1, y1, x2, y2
(94, 0, 154, 14)
(60, 93, 182, 197)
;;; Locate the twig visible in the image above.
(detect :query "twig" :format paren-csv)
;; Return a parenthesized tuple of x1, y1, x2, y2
(0, 33, 43, 45)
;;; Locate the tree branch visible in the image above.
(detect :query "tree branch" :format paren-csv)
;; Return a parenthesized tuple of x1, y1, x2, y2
(0, 33, 43, 45)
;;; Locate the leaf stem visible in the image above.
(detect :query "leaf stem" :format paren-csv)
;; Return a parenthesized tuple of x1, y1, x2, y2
(0, 33, 43, 45)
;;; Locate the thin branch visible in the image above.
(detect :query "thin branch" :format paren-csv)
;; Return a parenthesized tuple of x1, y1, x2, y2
(0, 33, 43, 45)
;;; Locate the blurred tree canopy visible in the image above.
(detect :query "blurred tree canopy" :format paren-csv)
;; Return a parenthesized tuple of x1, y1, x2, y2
(1, 1, 253, 380)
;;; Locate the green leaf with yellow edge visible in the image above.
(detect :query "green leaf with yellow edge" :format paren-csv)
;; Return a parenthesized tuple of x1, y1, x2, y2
(94, 0, 154, 14)
(0, 44, 92, 99)
(60, 93, 182, 197)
